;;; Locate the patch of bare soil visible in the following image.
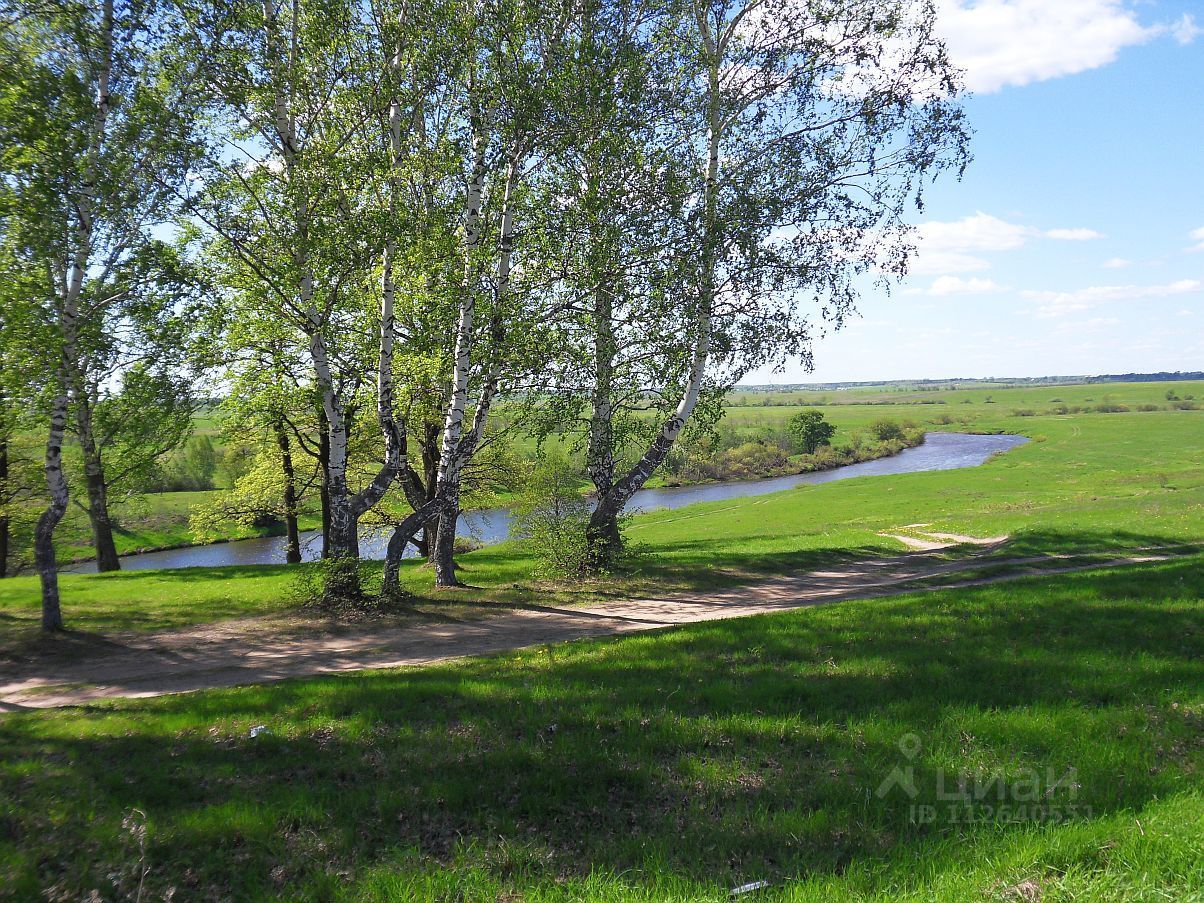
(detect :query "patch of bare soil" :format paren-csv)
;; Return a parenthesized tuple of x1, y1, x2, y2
(0, 545, 1173, 710)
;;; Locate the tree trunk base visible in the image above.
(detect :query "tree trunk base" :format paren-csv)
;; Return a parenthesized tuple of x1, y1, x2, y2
(583, 512, 625, 574)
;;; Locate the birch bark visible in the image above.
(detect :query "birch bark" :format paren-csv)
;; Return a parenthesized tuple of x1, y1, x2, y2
(35, 391, 69, 631)
(585, 15, 720, 564)
(432, 140, 520, 586)
(35, 0, 116, 625)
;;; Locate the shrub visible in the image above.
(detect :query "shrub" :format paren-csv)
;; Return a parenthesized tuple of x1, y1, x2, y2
(721, 441, 789, 479)
(510, 454, 593, 578)
(869, 418, 904, 441)
(151, 435, 219, 492)
(453, 536, 485, 554)
(292, 556, 371, 611)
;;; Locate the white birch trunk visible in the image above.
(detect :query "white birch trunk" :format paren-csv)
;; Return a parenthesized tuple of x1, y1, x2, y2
(35, 0, 115, 625)
(437, 102, 490, 494)
(586, 24, 720, 559)
(432, 141, 520, 585)
(350, 42, 407, 522)
(263, 0, 358, 561)
(34, 392, 69, 631)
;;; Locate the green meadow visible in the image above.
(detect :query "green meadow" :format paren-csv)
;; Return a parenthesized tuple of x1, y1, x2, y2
(1, 380, 1202, 900)
(1, 560, 1200, 900)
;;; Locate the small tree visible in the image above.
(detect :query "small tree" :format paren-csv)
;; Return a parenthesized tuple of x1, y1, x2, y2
(510, 454, 592, 579)
(787, 411, 836, 455)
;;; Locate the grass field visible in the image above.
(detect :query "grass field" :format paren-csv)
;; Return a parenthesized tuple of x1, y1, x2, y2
(1, 380, 1202, 900)
(0, 559, 1200, 900)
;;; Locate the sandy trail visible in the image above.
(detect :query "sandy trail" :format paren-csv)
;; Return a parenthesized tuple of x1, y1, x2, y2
(0, 546, 1169, 711)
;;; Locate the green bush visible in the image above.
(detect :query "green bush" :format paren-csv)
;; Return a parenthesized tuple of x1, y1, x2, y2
(151, 435, 218, 491)
(721, 441, 789, 479)
(869, 418, 904, 441)
(510, 454, 592, 578)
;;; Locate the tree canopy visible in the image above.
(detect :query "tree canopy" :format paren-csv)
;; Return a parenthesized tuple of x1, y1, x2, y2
(0, 0, 970, 626)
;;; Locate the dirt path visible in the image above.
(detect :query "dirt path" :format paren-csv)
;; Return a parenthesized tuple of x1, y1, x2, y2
(0, 546, 1170, 711)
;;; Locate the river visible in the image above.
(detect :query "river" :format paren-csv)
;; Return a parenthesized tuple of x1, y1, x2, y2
(68, 431, 1027, 573)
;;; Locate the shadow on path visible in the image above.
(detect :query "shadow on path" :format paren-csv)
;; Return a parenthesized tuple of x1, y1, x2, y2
(2, 536, 1193, 709)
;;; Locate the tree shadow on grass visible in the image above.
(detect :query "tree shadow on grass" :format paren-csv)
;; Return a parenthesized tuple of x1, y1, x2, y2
(0, 556, 1200, 899)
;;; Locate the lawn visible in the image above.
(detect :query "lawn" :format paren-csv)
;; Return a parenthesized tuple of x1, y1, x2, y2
(0, 558, 1200, 900)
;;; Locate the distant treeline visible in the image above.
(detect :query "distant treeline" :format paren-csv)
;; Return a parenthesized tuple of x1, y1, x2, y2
(738, 372, 1204, 392)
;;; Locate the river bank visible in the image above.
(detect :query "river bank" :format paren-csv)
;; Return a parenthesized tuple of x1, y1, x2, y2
(62, 432, 1026, 573)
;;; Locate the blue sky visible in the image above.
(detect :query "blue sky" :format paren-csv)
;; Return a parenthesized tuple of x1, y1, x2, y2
(750, 0, 1204, 384)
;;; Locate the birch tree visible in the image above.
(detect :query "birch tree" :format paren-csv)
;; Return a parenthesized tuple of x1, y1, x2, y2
(180, 0, 421, 598)
(1, 0, 201, 624)
(562, 0, 970, 567)
(395, 0, 575, 588)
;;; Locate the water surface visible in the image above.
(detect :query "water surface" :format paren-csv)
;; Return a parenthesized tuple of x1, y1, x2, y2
(71, 431, 1027, 573)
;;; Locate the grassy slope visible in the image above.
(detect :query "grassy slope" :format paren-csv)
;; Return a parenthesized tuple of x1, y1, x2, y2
(0, 559, 1200, 900)
(3, 401, 1199, 635)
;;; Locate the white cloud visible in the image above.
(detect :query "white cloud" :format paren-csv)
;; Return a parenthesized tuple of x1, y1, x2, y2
(1045, 228, 1105, 241)
(1187, 227, 1204, 253)
(920, 212, 1030, 252)
(927, 276, 1005, 296)
(1025, 279, 1204, 318)
(1170, 13, 1202, 45)
(1102, 257, 1131, 269)
(937, 0, 1157, 93)
(910, 251, 994, 276)
(910, 212, 1106, 276)
(911, 211, 1029, 274)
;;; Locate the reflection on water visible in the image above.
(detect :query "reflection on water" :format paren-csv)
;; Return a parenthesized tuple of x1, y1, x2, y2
(69, 432, 1027, 573)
